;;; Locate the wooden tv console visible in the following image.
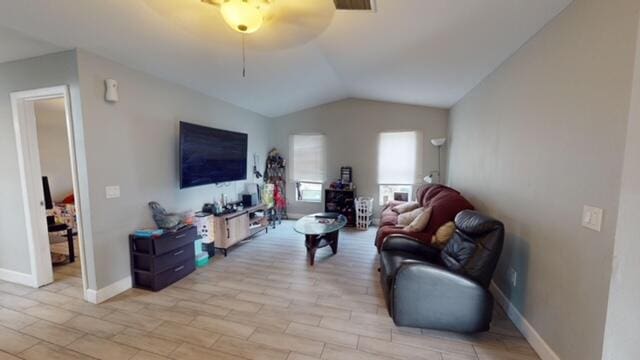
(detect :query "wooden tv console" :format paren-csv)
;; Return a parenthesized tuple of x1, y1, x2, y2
(210, 204, 269, 256)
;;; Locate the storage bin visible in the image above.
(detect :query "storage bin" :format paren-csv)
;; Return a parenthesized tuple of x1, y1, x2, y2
(196, 252, 209, 268)
(355, 197, 374, 230)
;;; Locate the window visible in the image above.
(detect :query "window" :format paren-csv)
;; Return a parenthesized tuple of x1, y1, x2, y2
(377, 131, 419, 205)
(296, 182, 322, 202)
(290, 134, 326, 202)
(379, 185, 413, 206)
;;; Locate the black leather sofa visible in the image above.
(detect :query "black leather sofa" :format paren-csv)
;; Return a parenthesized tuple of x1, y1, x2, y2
(379, 210, 504, 333)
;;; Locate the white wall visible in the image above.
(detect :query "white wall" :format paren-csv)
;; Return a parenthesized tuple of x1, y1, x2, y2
(35, 98, 74, 202)
(602, 17, 640, 360)
(75, 50, 271, 290)
(0, 51, 83, 277)
(271, 98, 448, 217)
(447, 0, 640, 359)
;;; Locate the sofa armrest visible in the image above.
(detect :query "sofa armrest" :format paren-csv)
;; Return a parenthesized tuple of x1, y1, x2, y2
(391, 261, 493, 333)
(381, 235, 440, 262)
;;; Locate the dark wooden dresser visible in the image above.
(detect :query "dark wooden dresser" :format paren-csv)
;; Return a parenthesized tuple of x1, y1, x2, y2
(129, 226, 197, 291)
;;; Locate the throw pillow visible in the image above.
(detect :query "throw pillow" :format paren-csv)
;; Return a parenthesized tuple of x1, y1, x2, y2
(392, 201, 420, 214)
(404, 207, 433, 232)
(397, 207, 424, 226)
(431, 221, 456, 249)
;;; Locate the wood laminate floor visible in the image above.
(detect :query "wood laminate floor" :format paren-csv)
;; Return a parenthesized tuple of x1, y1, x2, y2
(0, 221, 539, 360)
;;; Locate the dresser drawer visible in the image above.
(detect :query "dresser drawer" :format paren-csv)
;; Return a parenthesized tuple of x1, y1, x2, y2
(132, 226, 197, 255)
(133, 243, 194, 273)
(133, 257, 195, 291)
(154, 226, 197, 255)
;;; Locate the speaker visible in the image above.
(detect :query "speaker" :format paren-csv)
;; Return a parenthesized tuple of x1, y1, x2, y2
(242, 193, 258, 208)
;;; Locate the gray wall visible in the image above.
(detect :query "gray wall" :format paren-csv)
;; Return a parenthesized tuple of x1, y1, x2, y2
(75, 50, 271, 289)
(446, 1, 640, 359)
(602, 18, 640, 360)
(0, 51, 81, 275)
(271, 98, 448, 217)
(35, 98, 74, 201)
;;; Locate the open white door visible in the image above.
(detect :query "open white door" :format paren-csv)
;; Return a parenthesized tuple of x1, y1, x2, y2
(10, 85, 82, 288)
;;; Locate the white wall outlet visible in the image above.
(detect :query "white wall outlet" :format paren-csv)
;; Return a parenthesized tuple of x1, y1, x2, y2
(582, 205, 603, 232)
(508, 268, 517, 287)
(105, 185, 120, 199)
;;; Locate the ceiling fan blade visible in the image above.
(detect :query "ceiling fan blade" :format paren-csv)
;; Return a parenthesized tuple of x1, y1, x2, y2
(247, 0, 335, 50)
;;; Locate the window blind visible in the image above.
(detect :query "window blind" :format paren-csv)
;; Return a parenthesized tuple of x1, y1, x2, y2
(290, 134, 326, 183)
(377, 131, 418, 184)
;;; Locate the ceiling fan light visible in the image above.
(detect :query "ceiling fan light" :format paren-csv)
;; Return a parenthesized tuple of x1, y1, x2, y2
(220, 0, 264, 33)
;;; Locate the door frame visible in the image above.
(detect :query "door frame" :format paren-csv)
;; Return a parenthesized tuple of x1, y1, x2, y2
(10, 85, 88, 292)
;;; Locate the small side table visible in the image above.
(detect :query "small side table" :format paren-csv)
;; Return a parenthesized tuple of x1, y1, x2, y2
(48, 223, 74, 265)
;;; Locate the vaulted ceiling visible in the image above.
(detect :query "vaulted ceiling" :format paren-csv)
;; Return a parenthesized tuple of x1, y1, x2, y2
(0, 0, 572, 117)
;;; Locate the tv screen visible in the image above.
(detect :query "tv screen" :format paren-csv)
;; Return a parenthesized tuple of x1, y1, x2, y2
(179, 122, 248, 188)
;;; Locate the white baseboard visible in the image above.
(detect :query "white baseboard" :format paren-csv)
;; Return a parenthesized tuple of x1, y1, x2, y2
(84, 276, 132, 304)
(490, 282, 560, 360)
(287, 213, 306, 220)
(0, 268, 37, 287)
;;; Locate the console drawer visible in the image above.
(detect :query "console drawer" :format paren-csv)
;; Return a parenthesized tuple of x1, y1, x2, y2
(132, 226, 197, 255)
(133, 257, 195, 291)
(133, 243, 194, 273)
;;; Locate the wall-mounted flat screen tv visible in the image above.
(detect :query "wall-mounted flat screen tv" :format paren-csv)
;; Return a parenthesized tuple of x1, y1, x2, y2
(179, 121, 248, 188)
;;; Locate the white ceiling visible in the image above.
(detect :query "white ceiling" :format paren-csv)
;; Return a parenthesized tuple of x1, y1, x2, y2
(0, 0, 572, 117)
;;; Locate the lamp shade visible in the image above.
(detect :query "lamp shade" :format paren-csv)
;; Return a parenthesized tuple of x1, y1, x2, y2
(430, 138, 446, 147)
(220, 0, 264, 33)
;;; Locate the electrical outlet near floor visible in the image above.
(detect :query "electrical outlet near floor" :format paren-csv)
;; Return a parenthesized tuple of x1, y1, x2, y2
(508, 268, 517, 287)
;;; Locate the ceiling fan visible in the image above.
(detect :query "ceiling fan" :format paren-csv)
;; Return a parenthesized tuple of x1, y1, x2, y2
(143, 0, 336, 51)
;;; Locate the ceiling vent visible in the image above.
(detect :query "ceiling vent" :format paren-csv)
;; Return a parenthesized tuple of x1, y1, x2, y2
(334, 0, 376, 11)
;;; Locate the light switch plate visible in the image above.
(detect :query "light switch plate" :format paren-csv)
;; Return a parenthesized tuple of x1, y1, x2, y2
(105, 185, 120, 199)
(582, 205, 603, 232)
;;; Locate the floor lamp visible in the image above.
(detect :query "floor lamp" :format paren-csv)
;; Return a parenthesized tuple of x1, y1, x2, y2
(424, 138, 446, 184)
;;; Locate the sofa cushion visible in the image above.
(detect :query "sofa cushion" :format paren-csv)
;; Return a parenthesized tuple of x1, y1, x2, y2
(423, 191, 474, 239)
(440, 211, 505, 287)
(380, 209, 399, 226)
(422, 185, 461, 206)
(404, 207, 432, 232)
(432, 221, 456, 249)
(397, 207, 424, 226)
(392, 201, 420, 214)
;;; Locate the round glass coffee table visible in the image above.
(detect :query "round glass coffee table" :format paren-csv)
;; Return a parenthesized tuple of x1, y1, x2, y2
(294, 213, 347, 266)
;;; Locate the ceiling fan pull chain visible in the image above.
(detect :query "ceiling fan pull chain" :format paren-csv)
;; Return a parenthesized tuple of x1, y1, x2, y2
(242, 34, 246, 78)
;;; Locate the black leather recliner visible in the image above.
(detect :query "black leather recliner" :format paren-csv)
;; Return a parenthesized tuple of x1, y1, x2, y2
(379, 210, 504, 333)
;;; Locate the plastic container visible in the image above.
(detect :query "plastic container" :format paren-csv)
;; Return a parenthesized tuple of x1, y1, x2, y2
(195, 252, 209, 268)
(355, 197, 374, 230)
(194, 238, 204, 256)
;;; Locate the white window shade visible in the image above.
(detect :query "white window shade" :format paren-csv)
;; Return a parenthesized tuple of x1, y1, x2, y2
(290, 134, 326, 183)
(377, 131, 418, 184)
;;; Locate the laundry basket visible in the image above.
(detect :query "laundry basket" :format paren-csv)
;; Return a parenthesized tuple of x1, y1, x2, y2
(355, 197, 374, 230)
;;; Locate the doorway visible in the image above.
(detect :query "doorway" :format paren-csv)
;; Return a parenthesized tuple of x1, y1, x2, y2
(10, 85, 87, 297)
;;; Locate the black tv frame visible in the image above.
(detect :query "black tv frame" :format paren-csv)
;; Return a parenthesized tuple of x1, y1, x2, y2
(179, 121, 248, 189)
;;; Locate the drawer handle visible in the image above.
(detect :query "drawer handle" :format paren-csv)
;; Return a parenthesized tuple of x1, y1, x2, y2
(175, 234, 186, 239)
(173, 250, 185, 256)
(174, 265, 185, 272)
